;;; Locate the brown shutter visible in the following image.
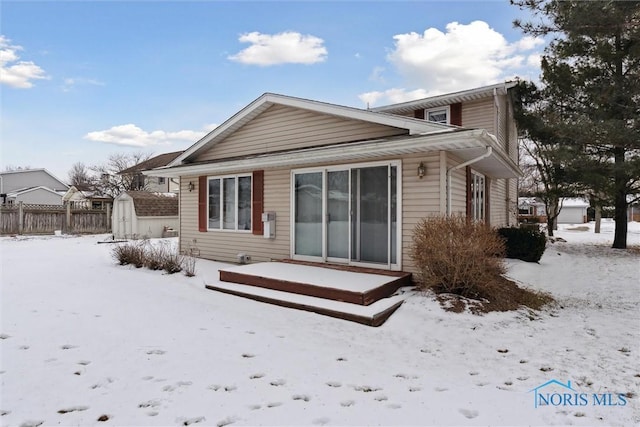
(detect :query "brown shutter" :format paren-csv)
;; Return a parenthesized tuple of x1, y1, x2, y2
(252, 170, 264, 235)
(198, 175, 207, 232)
(414, 109, 425, 119)
(450, 103, 462, 126)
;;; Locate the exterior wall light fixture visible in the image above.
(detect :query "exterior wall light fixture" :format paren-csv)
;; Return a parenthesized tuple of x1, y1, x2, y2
(417, 162, 426, 179)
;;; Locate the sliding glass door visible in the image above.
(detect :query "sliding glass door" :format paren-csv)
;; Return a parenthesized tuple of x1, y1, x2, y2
(292, 161, 400, 269)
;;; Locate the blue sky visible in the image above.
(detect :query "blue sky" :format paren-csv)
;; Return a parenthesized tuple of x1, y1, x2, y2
(1, 1, 543, 181)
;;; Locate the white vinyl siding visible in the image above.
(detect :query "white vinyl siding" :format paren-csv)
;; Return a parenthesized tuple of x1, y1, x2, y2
(196, 104, 409, 162)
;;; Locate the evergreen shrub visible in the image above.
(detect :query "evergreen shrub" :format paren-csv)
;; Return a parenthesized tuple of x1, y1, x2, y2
(498, 227, 547, 263)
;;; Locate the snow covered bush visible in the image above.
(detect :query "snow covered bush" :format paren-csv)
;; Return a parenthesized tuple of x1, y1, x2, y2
(498, 227, 547, 262)
(183, 255, 197, 277)
(111, 240, 186, 275)
(410, 215, 506, 297)
(112, 241, 146, 268)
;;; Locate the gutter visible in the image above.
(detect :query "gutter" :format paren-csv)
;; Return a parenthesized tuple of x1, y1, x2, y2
(446, 146, 493, 215)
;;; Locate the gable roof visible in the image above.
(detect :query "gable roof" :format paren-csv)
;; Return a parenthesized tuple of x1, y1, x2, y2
(120, 191, 179, 217)
(0, 168, 69, 191)
(371, 81, 518, 115)
(118, 151, 184, 175)
(168, 93, 455, 167)
(7, 186, 63, 198)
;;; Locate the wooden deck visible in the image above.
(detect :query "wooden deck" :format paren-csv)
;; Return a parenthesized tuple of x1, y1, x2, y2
(210, 261, 413, 326)
(218, 262, 412, 306)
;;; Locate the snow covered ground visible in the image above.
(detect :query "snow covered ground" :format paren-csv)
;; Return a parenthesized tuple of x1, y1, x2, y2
(1, 220, 638, 426)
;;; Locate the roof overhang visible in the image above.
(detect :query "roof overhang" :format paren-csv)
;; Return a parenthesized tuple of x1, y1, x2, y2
(147, 129, 521, 179)
(371, 81, 518, 115)
(168, 93, 456, 166)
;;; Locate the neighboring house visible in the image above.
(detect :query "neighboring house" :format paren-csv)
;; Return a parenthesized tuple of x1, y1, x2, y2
(147, 83, 521, 274)
(62, 186, 113, 210)
(5, 186, 64, 205)
(628, 201, 640, 222)
(118, 151, 183, 193)
(111, 191, 179, 239)
(557, 198, 589, 224)
(0, 169, 69, 205)
(518, 197, 547, 223)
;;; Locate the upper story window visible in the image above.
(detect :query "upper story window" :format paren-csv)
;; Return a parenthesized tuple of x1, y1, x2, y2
(208, 174, 252, 231)
(425, 106, 450, 124)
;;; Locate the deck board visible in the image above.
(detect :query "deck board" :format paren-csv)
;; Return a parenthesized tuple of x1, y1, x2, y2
(218, 262, 412, 306)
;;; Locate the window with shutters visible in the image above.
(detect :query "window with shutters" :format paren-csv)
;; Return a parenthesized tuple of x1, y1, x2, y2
(207, 174, 252, 231)
(425, 106, 450, 124)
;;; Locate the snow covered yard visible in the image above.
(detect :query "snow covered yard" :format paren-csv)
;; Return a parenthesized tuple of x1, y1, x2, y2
(1, 220, 639, 426)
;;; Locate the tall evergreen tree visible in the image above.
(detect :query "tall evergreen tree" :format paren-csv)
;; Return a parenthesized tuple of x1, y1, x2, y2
(512, 0, 640, 248)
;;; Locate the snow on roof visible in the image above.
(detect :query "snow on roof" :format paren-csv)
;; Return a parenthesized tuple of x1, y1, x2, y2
(561, 198, 589, 207)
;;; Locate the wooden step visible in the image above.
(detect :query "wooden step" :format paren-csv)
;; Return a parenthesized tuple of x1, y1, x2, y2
(206, 281, 408, 327)
(219, 262, 412, 306)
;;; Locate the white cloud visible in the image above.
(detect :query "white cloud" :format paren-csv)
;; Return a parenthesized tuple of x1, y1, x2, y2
(62, 77, 105, 92)
(84, 123, 217, 148)
(0, 35, 49, 89)
(360, 21, 544, 106)
(228, 31, 327, 66)
(369, 66, 386, 83)
(359, 88, 429, 107)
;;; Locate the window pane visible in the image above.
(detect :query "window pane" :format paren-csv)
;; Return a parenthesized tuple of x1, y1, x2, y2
(223, 177, 236, 230)
(294, 172, 323, 257)
(208, 179, 220, 229)
(427, 109, 447, 124)
(237, 176, 252, 231)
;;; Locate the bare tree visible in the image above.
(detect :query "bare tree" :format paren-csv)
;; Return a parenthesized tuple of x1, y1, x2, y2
(68, 162, 94, 190)
(4, 165, 32, 171)
(90, 152, 152, 198)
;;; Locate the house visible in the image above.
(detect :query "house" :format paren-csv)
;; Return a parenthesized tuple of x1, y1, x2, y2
(557, 198, 589, 224)
(5, 186, 64, 206)
(0, 169, 69, 205)
(118, 151, 183, 193)
(62, 186, 113, 210)
(147, 83, 520, 274)
(111, 191, 179, 239)
(518, 197, 547, 223)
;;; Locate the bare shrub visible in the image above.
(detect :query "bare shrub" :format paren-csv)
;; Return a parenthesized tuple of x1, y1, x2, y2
(162, 251, 183, 274)
(112, 241, 146, 268)
(410, 215, 506, 297)
(410, 215, 553, 312)
(144, 241, 171, 271)
(183, 255, 197, 277)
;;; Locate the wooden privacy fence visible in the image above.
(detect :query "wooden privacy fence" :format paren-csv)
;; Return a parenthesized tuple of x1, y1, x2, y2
(0, 202, 111, 235)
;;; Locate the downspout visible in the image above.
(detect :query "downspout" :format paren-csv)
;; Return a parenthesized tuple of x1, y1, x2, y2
(446, 146, 492, 215)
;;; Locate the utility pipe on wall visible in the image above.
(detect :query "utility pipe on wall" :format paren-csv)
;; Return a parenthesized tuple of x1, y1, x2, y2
(446, 146, 492, 215)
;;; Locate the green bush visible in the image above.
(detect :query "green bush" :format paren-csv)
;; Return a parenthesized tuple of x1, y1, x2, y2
(498, 227, 547, 263)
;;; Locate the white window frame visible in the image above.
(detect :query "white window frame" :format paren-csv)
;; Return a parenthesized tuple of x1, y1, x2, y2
(207, 173, 252, 232)
(470, 170, 485, 222)
(290, 159, 402, 271)
(425, 106, 450, 124)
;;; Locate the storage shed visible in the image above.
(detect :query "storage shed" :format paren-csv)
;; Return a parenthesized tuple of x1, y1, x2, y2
(112, 191, 179, 239)
(557, 198, 589, 224)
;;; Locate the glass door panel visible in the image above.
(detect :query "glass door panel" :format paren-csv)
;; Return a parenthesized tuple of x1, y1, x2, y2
(294, 172, 323, 257)
(327, 170, 349, 259)
(351, 166, 389, 265)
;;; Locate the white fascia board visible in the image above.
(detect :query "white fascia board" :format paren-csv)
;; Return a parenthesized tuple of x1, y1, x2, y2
(372, 81, 519, 113)
(168, 93, 453, 167)
(148, 129, 520, 178)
